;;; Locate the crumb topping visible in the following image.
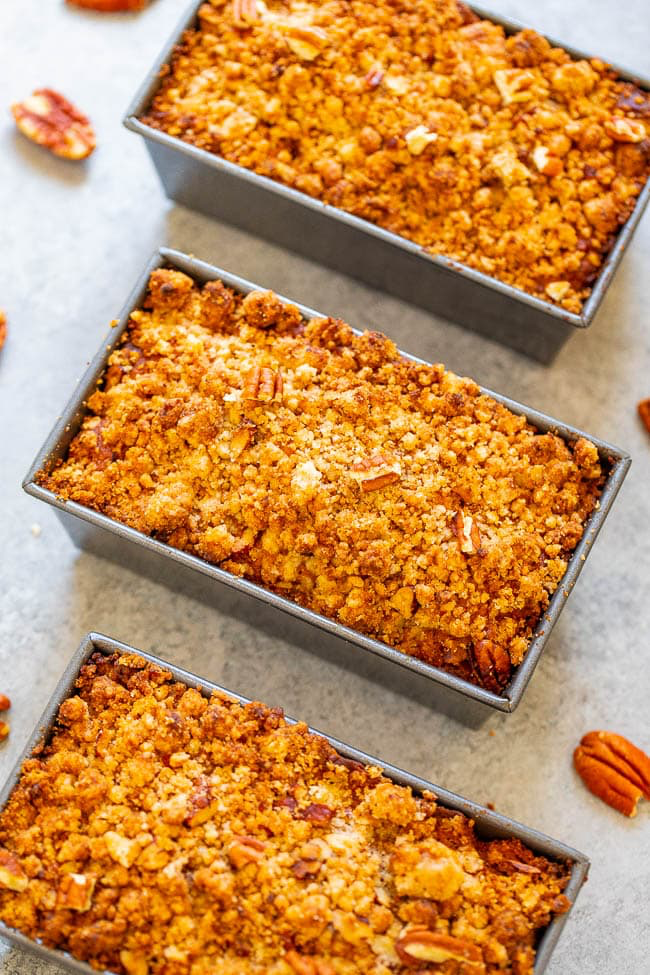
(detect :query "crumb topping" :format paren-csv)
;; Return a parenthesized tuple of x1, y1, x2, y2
(42, 271, 603, 690)
(140, 0, 650, 313)
(0, 652, 571, 974)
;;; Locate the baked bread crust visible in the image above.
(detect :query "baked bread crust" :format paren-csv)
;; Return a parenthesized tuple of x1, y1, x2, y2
(0, 652, 571, 974)
(141, 0, 650, 313)
(42, 271, 604, 690)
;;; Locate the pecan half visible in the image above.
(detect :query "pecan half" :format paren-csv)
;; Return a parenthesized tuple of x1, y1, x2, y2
(574, 730, 650, 817)
(243, 365, 283, 403)
(638, 398, 650, 435)
(395, 929, 484, 968)
(67, 0, 148, 10)
(12, 89, 96, 160)
(351, 453, 400, 492)
(232, 0, 258, 25)
(0, 849, 28, 891)
(453, 510, 481, 554)
(473, 639, 511, 692)
(227, 834, 267, 868)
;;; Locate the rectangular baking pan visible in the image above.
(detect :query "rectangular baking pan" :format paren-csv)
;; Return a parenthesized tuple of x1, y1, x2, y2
(122, 1, 650, 363)
(0, 631, 589, 975)
(22, 248, 630, 724)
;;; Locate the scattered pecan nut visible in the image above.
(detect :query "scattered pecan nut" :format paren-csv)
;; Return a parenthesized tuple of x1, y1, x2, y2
(283, 25, 329, 62)
(395, 928, 484, 968)
(638, 398, 650, 435)
(227, 834, 267, 868)
(11, 89, 96, 160)
(0, 849, 28, 891)
(232, 0, 258, 26)
(604, 116, 646, 143)
(351, 453, 401, 492)
(67, 0, 148, 10)
(453, 510, 481, 554)
(473, 639, 511, 692)
(243, 365, 283, 403)
(57, 872, 96, 911)
(574, 730, 650, 817)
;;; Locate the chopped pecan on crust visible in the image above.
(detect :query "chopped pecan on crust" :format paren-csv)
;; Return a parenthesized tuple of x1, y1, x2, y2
(11, 89, 95, 160)
(574, 730, 650, 817)
(473, 639, 511, 692)
(395, 928, 484, 968)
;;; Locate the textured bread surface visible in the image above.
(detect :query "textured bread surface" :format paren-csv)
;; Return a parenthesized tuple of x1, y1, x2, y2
(0, 652, 571, 974)
(141, 0, 650, 312)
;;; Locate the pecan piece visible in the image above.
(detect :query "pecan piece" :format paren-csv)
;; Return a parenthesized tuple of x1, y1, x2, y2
(351, 453, 401, 492)
(232, 0, 258, 26)
(57, 872, 96, 911)
(243, 365, 283, 403)
(574, 730, 650, 817)
(473, 639, 511, 692)
(285, 952, 335, 975)
(604, 117, 646, 143)
(453, 510, 481, 554)
(395, 929, 484, 968)
(11, 89, 96, 160)
(67, 0, 148, 10)
(300, 803, 335, 823)
(227, 834, 267, 868)
(283, 25, 329, 61)
(638, 398, 650, 435)
(364, 66, 384, 88)
(0, 848, 28, 892)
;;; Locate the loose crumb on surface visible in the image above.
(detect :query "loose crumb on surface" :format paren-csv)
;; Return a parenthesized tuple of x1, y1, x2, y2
(41, 270, 604, 691)
(141, 0, 650, 313)
(0, 652, 571, 974)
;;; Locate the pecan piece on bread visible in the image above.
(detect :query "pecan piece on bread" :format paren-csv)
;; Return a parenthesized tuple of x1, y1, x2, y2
(574, 730, 650, 817)
(395, 928, 484, 968)
(473, 639, 511, 692)
(11, 89, 95, 160)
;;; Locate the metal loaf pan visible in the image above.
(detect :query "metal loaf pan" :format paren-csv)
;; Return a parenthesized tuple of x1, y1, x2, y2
(122, 2, 650, 363)
(0, 632, 589, 975)
(23, 249, 630, 724)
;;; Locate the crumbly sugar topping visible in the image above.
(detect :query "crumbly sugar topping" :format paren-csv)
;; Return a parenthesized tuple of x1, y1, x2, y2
(0, 653, 571, 974)
(42, 270, 604, 691)
(141, 0, 650, 312)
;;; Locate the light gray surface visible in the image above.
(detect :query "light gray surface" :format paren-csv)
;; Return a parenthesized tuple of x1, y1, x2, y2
(0, 1, 648, 973)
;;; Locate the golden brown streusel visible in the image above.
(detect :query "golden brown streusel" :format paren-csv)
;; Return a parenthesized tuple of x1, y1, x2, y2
(0, 652, 571, 974)
(42, 270, 604, 690)
(140, 0, 650, 314)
